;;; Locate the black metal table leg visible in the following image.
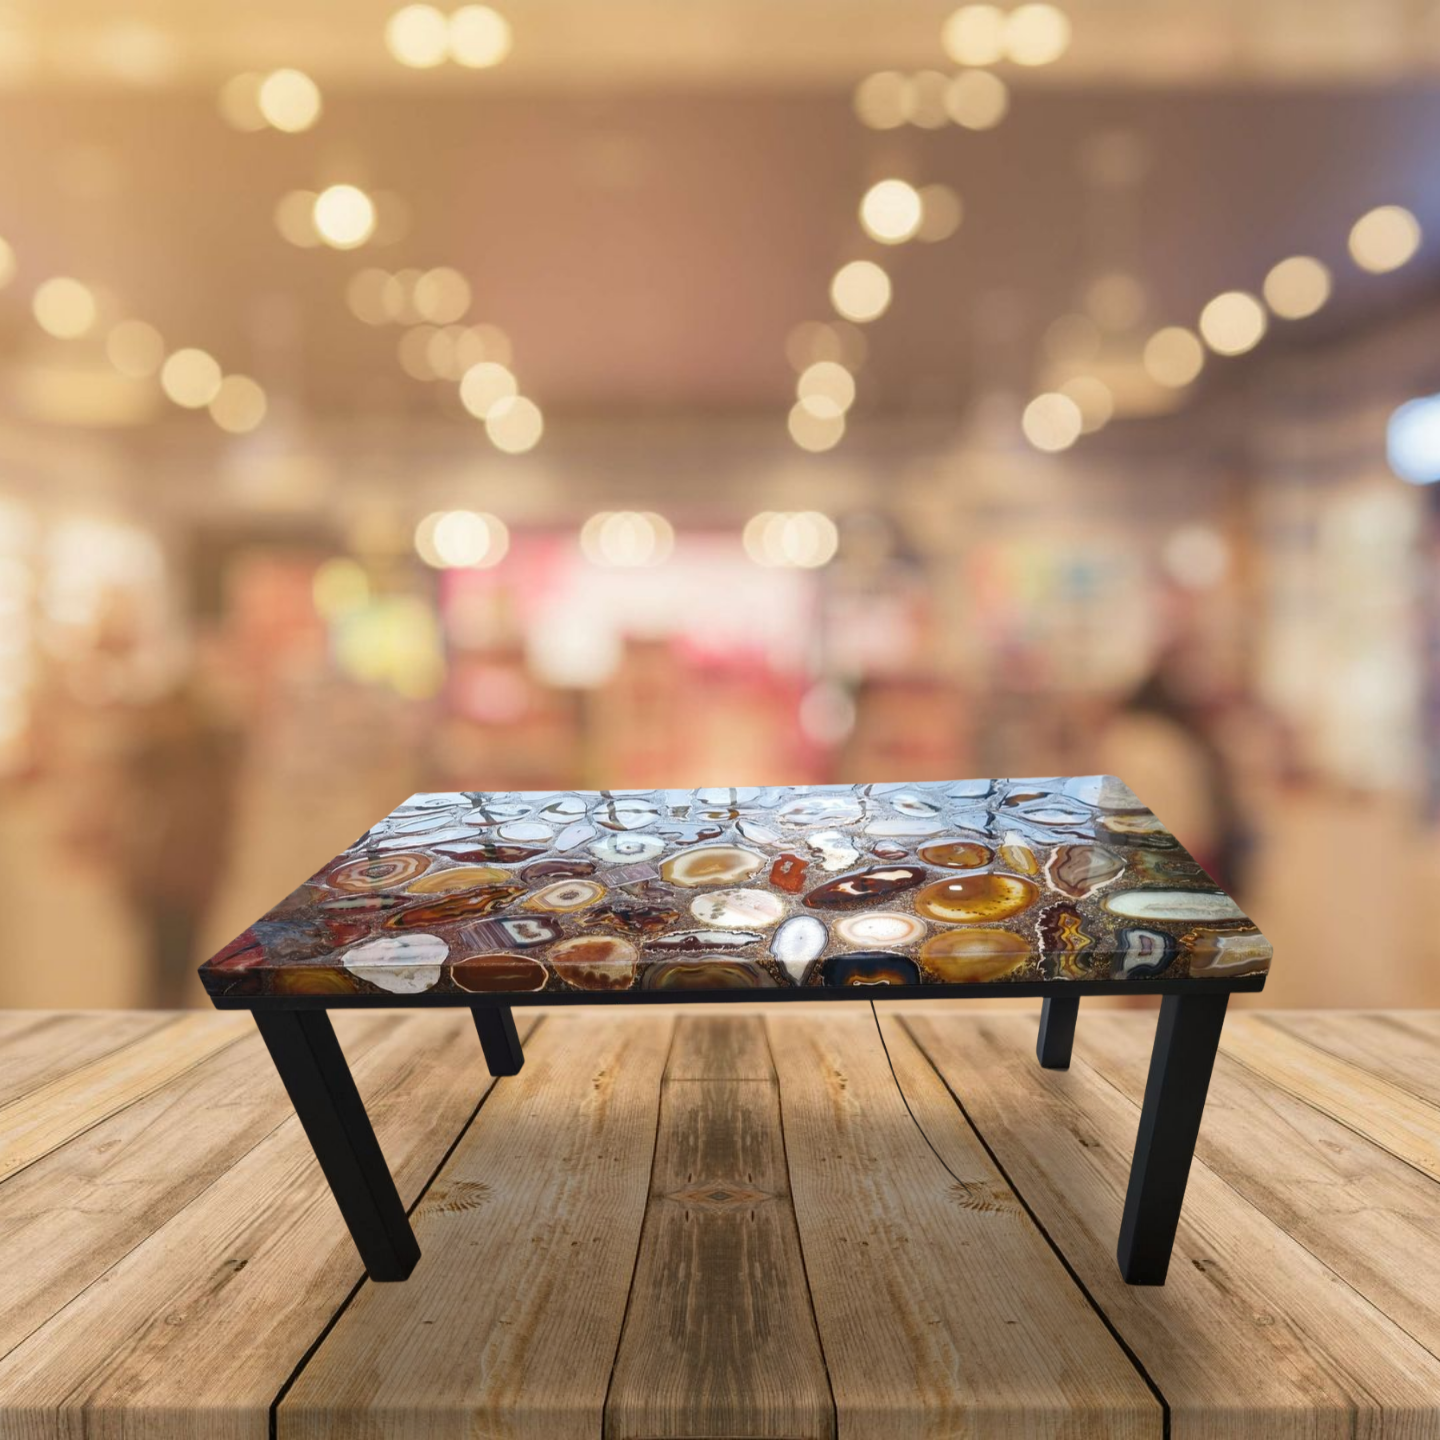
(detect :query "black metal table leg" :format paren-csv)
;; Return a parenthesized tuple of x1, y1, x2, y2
(1116, 992, 1229, 1285)
(252, 1009, 420, 1282)
(1036, 995, 1080, 1069)
(472, 1005, 524, 1076)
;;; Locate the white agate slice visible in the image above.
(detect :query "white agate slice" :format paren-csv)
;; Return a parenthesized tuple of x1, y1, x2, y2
(342, 934, 447, 994)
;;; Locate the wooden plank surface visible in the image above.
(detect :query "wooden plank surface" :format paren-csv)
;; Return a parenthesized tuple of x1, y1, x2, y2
(279, 1012, 673, 1440)
(901, 1010, 1440, 1439)
(3, 1008, 1440, 1439)
(1075, 1011, 1440, 1371)
(606, 1015, 832, 1440)
(771, 1010, 1159, 1439)
(0, 1009, 534, 1440)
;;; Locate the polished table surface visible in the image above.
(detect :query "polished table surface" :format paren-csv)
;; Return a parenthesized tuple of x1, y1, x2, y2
(199, 776, 1271, 1002)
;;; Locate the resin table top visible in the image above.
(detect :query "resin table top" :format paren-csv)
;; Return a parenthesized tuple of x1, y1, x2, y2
(199, 777, 1271, 1001)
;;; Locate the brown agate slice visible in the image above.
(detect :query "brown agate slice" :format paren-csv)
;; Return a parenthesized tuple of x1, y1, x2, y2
(384, 885, 524, 928)
(328, 851, 432, 891)
(1048, 844, 1124, 898)
(642, 960, 777, 991)
(770, 853, 809, 893)
(582, 902, 681, 936)
(521, 879, 606, 912)
(1183, 929, 1272, 977)
(407, 865, 513, 894)
(451, 953, 549, 992)
(521, 857, 597, 882)
(920, 929, 1030, 982)
(914, 873, 1039, 923)
(917, 840, 993, 869)
(271, 967, 362, 995)
(821, 952, 921, 987)
(550, 935, 640, 990)
(803, 866, 926, 909)
(432, 841, 545, 864)
(660, 845, 766, 887)
(1039, 904, 1098, 977)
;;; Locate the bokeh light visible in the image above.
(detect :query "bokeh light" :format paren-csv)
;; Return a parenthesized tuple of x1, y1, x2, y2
(1348, 204, 1422, 273)
(579, 511, 675, 567)
(449, 6, 512, 67)
(830, 260, 892, 323)
(217, 72, 265, 131)
(485, 394, 544, 452)
(256, 68, 322, 132)
(459, 360, 518, 417)
(274, 190, 320, 248)
(208, 374, 268, 434)
(1059, 375, 1114, 433)
(313, 185, 377, 250)
(859, 179, 924, 245)
(787, 402, 846, 452)
(742, 512, 840, 568)
(1142, 325, 1205, 387)
(386, 4, 451, 67)
(1387, 394, 1440, 485)
(413, 266, 471, 323)
(1004, 4, 1072, 65)
(1198, 290, 1268, 355)
(32, 277, 97, 338)
(852, 71, 910, 130)
(1263, 255, 1332, 319)
(944, 70, 1009, 129)
(797, 360, 856, 417)
(105, 319, 165, 377)
(415, 509, 510, 567)
(915, 184, 964, 242)
(941, 5, 1007, 65)
(160, 348, 223, 408)
(0, 236, 14, 289)
(312, 558, 371, 620)
(1021, 391, 1083, 451)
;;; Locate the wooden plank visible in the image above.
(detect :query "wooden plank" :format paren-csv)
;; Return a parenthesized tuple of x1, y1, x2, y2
(770, 1011, 1159, 1440)
(903, 1012, 1440, 1439)
(0, 1012, 397, 1359)
(279, 1012, 673, 1440)
(1219, 1015, 1440, 1183)
(606, 1015, 833, 1440)
(0, 1013, 252, 1183)
(0, 1012, 178, 1108)
(0, 1008, 530, 1440)
(1075, 1011, 1440, 1368)
(1261, 1011, 1440, 1106)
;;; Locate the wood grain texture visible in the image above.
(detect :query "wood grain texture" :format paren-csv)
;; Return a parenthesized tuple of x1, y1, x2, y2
(0, 1012, 251, 1183)
(770, 1010, 1159, 1440)
(606, 1015, 833, 1440)
(279, 1012, 673, 1440)
(0, 1012, 176, 1108)
(0, 1009, 526, 1440)
(902, 1011, 1440, 1439)
(1261, 1011, 1440, 1106)
(1220, 1014, 1440, 1182)
(1076, 1011, 1440, 1367)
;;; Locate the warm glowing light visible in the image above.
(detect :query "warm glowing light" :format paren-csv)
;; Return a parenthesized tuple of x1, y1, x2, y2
(413, 266, 471, 323)
(797, 361, 856, 416)
(941, 5, 1006, 66)
(398, 325, 440, 381)
(485, 394, 543, 452)
(449, 5, 512, 67)
(0, 236, 14, 289)
(415, 510, 509, 568)
(1163, 525, 1230, 589)
(274, 190, 320, 248)
(456, 323, 512, 368)
(160, 348, 223, 408)
(313, 557, 370, 619)
(580, 511, 674, 567)
(105, 319, 165, 377)
(1348, 205, 1421, 274)
(915, 184, 963, 242)
(459, 360, 518, 418)
(859, 179, 924, 245)
(907, 71, 949, 129)
(1142, 326, 1205, 388)
(1059, 375, 1113, 433)
(218, 72, 265, 131)
(1004, 4, 1071, 65)
(1021, 392, 1083, 452)
(1263, 255, 1331, 319)
(386, 4, 451, 67)
(425, 326, 466, 380)
(313, 185, 376, 250)
(852, 71, 910, 130)
(743, 512, 840, 568)
(830, 260, 891, 323)
(209, 374, 267, 433)
(787, 402, 846, 452)
(944, 70, 1008, 129)
(32, 277, 97, 338)
(347, 269, 393, 325)
(257, 68, 322, 132)
(1198, 290, 1267, 356)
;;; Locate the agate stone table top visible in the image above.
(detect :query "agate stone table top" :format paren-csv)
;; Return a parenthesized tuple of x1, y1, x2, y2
(199, 777, 1271, 1004)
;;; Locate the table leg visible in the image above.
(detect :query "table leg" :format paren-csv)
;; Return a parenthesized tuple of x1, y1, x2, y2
(252, 1009, 420, 1282)
(472, 1005, 524, 1076)
(1116, 992, 1228, 1285)
(1036, 995, 1079, 1069)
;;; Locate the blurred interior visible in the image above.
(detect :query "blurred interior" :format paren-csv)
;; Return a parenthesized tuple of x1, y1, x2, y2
(1, 0, 1438, 1010)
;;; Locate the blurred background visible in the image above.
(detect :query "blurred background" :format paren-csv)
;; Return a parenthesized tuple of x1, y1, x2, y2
(1, 0, 1438, 1011)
